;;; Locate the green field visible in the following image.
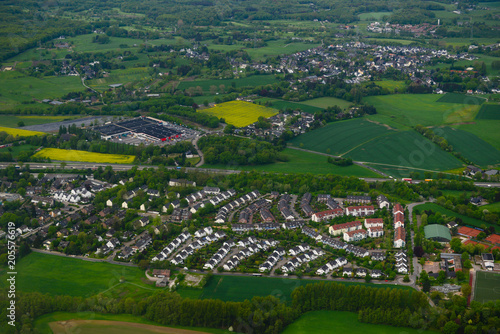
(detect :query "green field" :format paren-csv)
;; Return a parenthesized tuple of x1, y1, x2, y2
(202, 147, 381, 177)
(33, 148, 136, 164)
(437, 93, 486, 105)
(371, 80, 407, 92)
(86, 68, 150, 90)
(300, 97, 352, 110)
(0, 115, 82, 128)
(244, 40, 321, 61)
(283, 311, 436, 334)
(197, 275, 412, 303)
(33, 312, 231, 334)
(200, 100, 278, 127)
(289, 118, 393, 156)
(358, 12, 392, 21)
(363, 94, 481, 127)
(438, 127, 500, 167)
(414, 203, 495, 230)
(177, 75, 277, 93)
(0, 252, 160, 298)
(65, 34, 146, 53)
(476, 104, 500, 120)
(474, 271, 500, 304)
(454, 120, 500, 151)
(255, 98, 323, 114)
(481, 201, 500, 213)
(0, 71, 85, 109)
(0, 144, 38, 158)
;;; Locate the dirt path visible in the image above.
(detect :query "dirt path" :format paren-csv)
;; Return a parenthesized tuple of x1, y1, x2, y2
(49, 320, 212, 334)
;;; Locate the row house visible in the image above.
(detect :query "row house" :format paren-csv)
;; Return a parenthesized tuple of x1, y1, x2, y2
(259, 247, 286, 272)
(312, 208, 344, 222)
(345, 205, 375, 217)
(194, 226, 213, 238)
(289, 243, 310, 256)
(395, 251, 409, 274)
(345, 244, 369, 257)
(321, 236, 347, 250)
(364, 218, 384, 229)
(302, 226, 322, 241)
(367, 226, 384, 238)
(282, 221, 306, 229)
(343, 229, 367, 242)
(316, 257, 348, 275)
(256, 222, 280, 230)
(204, 241, 234, 270)
(329, 220, 362, 236)
(346, 195, 371, 204)
(151, 231, 191, 262)
(371, 251, 386, 261)
(394, 212, 404, 228)
(394, 226, 406, 248)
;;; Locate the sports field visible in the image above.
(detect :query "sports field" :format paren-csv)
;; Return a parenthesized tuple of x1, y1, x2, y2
(474, 271, 500, 303)
(33, 148, 136, 164)
(300, 97, 352, 110)
(202, 148, 381, 177)
(200, 101, 278, 127)
(437, 93, 486, 105)
(289, 118, 393, 156)
(282, 311, 436, 334)
(363, 94, 481, 127)
(476, 104, 500, 120)
(438, 127, 500, 166)
(0, 126, 46, 137)
(198, 275, 412, 303)
(0, 252, 158, 298)
(34, 312, 230, 334)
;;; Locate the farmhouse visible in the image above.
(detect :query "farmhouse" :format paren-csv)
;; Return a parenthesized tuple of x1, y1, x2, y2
(329, 220, 362, 236)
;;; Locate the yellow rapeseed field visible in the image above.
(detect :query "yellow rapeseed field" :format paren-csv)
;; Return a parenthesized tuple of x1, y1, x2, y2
(200, 100, 278, 127)
(0, 126, 46, 137)
(33, 148, 136, 164)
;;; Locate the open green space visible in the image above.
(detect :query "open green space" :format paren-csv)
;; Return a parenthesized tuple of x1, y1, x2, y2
(413, 203, 495, 230)
(0, 71, 85, 109)
(289, 118, 393, 156)
(202, 147, 381, 177)
(0, 115, 82, 128)
(33, 312, 231, 334)
(86, 67, 150, 90)
(370, 80, 407, 92)
(197, 275, 412, 303)
(436, 93, 486, 105)
(476, 104, 500, 120)
(65, 34, 146, 52)
(453, 121, 500, 151)
(255, 98, 323, 114)
(0, 144, 38, 158)
(282, 311, 436, 334)
(348, 131, 463, 171)
(438, 127, 500, 167)
(481, 201, 500, 213)
(244, 40, 321, 61)
(363, 94, 480, 127)
(0, 252, 160, 298)
(177, 75, 277, 93)
(474, 271, 500, 304)
(300, 97, 352, 110)
(358, 12, 392, 21)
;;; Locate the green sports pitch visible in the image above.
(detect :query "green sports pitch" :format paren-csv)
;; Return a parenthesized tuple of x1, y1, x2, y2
(474, 271, 500, 303)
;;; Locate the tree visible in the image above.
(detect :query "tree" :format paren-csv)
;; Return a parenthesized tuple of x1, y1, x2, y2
(18, 121, 25, 127)
(414, 246, 424, 257)
(403, 275, 410, 282)
(442, 321, 460, 334)
(138, 260, 150, 270)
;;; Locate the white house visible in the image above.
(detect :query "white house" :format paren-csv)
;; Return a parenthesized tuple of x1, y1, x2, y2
(367, 226, 384, 238)
(343, 229, 367, 242)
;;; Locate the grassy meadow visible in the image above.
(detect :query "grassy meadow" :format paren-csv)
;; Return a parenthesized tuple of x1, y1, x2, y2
(0, 126, 46, 137)
(177, 75, 277, 93)
(436, 93, 486, 105)
(476, 104, 500, 120)
(282, 311, 436, 334)
(200, 100, 278, 127)
(413, 203, 494, 230)
(453, 120, 500, 151)
(254, 98, 323, 114)
(33, 148, 136, 164)
(300, 97, 352, 110)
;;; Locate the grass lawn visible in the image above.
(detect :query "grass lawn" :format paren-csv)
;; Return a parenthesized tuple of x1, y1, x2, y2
(33, 312, 231, 334)
(0, 252, 161, 298)
(199, 100, 278, 127)
(0, 126, 46, 137)
(474, 271, 500, 304)
(33, 148, 136, 164)
(437, 127, 500, 167)
(476, 104, 500, 120)
(453, 120, 500, 151)
(481, 201, 500, 213)
(413, 203, 495, 230)
(0, 144, 38, 158)
(177, 75, 277, 93)
(282, 311, 436, 334)
(289, 118, 394, 156)
(363, 94, 481, 127)
(197, 275, 412, 303)
(0, 115, 82, 128)
(300, 97, 352, 110)
(202, 148, 382, 177)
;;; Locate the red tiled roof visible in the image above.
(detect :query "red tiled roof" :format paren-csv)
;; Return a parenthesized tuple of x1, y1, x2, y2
(365, 218, 384, 225)
(395, 226, 406, 241)
(331, 220, 362, 231)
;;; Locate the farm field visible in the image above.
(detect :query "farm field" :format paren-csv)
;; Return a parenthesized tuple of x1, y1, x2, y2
(288, 118, 394, 156)
(34, 312, 231, 334)
(86, 67, 150, 90)
(437, 127, 500, 167)
(177, 75, 277, 93)
(413, 203, 495, 230)
(348, 131, 463, 171)
(363, 94, 481, 127)
(282, 311, 436, 334)
(436, 93, 486, 105)
(358, 12, 392, 21)
(200, 101, 278, 127)
(453, 120, 500, 151)
(0, 115, 82, 128)
(202, 148, 381, 177)
(0, 71, 85, 108)
(367, 80, 407, 92)
(0, 126, 46, 137)
(65, 34, 146, 53)
(33, 148, 136, 164)
(300, 97, 352, 110)
(254, 98, 323, 114)
(0, 252, 159, 298)
(198, 275, 412, 303)
(476, 104, 500, 120)
(474, 271, 500, 303)
(244, 40, 321, 61)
